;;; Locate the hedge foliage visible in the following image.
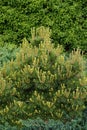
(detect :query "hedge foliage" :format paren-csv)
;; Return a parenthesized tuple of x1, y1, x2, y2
(0, 27, 87, 127)
(0, 0, 87, 52)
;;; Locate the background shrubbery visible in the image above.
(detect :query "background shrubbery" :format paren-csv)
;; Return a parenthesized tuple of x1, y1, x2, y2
(0, 0, 87, 52)
(0, 27, 87, 129)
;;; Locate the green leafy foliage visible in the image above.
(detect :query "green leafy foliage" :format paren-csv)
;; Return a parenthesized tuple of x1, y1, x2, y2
(0, 27, 87, 127)
(0, 0, 87, 52)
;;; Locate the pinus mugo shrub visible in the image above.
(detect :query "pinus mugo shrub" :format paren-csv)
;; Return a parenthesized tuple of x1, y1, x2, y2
(0, 27, 87, 126)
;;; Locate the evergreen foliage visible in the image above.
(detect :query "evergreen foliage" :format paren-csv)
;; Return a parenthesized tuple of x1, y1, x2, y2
(0, 43, 19, 67)
(0, 27, 87, 127)
(0, 117, 87, 130)
(0, 0, 87, 52)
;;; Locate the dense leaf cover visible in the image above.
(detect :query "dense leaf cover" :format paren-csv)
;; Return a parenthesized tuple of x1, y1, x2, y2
(0, 0, 87, 52)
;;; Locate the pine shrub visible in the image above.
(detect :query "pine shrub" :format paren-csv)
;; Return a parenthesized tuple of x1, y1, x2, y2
(0, 27, 87, 126)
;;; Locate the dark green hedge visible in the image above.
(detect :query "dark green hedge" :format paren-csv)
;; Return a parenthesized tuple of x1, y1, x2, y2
(0, 0, 87, 52)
